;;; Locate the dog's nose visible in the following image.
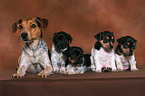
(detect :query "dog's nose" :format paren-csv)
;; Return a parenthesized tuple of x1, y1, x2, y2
(21, 33, 28, 39)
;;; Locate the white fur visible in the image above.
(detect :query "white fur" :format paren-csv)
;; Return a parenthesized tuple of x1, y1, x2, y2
(14, 39, 52, 77)
(51, 44, 66, 74)
(91, 47, 117, 72)
(115, 54, 138, 71)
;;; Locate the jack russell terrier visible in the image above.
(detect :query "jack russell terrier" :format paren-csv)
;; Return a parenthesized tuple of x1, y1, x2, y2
(12, 17, 52, 78)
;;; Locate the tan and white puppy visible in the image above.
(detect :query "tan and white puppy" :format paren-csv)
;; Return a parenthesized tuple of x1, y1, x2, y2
(115, 36, 138, 72)
(12, 17, 52, 78)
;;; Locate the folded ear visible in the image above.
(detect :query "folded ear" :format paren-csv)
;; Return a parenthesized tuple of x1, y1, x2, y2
(94, 32, 101, 41)
(12, 22, 17, 33)
(53, 33, 58, 42)
(12, 19, 22, 33)
(117, 37, 122, 44)
(62, 49, 68, 58)
(133, 38, 137, 43)
(66, 33, 73, 43)
(35, 17, 48, 29)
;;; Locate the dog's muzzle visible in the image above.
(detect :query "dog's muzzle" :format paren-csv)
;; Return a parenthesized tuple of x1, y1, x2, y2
(21, 33, 28, 41)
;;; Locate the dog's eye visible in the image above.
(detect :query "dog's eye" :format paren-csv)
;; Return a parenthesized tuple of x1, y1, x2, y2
(123, 43, 128, 49)
(104, 38, 109, 43)
(31, 24, 36, 28)
(18, 25, 23, 29)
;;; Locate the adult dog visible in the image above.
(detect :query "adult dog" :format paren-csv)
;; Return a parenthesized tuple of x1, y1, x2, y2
(12, 17, 52, 78)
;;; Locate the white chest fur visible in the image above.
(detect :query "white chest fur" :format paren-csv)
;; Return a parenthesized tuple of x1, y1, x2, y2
(93, 47, 114, 67)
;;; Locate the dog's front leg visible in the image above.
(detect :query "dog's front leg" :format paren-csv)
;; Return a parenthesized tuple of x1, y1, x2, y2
(12, 54, 30, 79)
(38, 52, 52, 78)
(94, 56, 102, 72)
(59, 57, 66, 74)
(51, 53, 59, 73)
(129, 55, 138, 72)
(115, 54, 123, 71)
(110, 55, 117, 72)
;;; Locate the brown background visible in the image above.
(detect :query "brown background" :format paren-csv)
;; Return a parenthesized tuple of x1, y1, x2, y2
(0, 0, 145, 70)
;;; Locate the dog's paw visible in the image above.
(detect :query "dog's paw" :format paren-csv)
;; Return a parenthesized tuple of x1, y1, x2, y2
(95, 69, 102, 73)
(12, 73, 24, 79)
(59, 67, 66, 74)
(117, 68, 124, 72)
(131, 68, 138, 72)
(112, 68, 117, 72)
(53, 67, 59, 73)
(66, 70, 76, 75)
(38, 70, 52, 78)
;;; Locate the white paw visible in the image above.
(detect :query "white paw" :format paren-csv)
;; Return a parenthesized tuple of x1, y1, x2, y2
(131, 68, 138, 72)
(112, 68, 117, 72)
(66, 70, 76, 75)
(59, 67, 66, 74)
(95, 68, 102, 73)
(91, 65, 96, 71)
(117, 68, 124, 72)
(53, 67, 59, 73)
(38, 70, 52, 78)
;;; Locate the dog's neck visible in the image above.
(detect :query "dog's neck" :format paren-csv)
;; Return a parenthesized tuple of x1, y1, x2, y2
(25, 38, 41, 50)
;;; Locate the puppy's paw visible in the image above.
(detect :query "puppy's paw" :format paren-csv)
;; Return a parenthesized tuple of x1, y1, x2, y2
(59, 67, 66, 74)
(66, 70, 76, 75)
(38, 70, 52, 78)
(117, 68, 124, 72)
(95, 69, 102, 73)
(131, 68, 138, 72)
(53, 67, 59, 73)
(91, 65, 96, 71)
(112, 68, 117, 72)
(12, 73, 24, 79)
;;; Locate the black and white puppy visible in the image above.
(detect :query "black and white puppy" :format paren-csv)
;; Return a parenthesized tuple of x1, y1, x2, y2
(115, 36, 138, 71)
(51, 31, 72, 73)
(91, 31, 117, 72)
(62, 47, 92, 74)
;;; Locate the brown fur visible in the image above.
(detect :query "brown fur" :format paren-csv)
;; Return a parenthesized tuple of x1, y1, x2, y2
(121, 45, 130, 54)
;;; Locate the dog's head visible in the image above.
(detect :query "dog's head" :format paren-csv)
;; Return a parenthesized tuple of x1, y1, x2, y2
(94, 31, 115, 51)
(63, 47, 84, 66)
(12, 17, 48, 43)
(53, 31, 72, 52)
(116, 36, 137, 56)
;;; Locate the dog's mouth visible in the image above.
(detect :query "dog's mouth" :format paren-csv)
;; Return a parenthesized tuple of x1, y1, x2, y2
(22, 37, 37, 43)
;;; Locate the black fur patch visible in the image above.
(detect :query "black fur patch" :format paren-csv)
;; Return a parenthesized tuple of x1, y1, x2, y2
(94, 41, 102, 50)
(35, 18, 41, 27)
(53, 31, 73, 52)
(18, 19, 22, 24)
(115, 45, 123, 55)
(83, 54, 91, 67)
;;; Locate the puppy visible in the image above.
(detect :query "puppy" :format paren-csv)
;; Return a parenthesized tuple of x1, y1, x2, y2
(62, 47, 92, 74)
(115, 36, 138, 71)
(51, 31, 72, 73)
(12, 17, 52, 78)
(91, 31, 117, 72)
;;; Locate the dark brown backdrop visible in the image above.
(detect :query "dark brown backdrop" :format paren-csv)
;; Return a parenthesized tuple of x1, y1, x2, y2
(0, 0, 145, 70)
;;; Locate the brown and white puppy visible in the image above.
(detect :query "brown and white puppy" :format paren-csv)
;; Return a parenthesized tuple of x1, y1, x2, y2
(12, 17, 52, 78)
(115, 36, 138, 72)
(91, 31, 117, 72)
